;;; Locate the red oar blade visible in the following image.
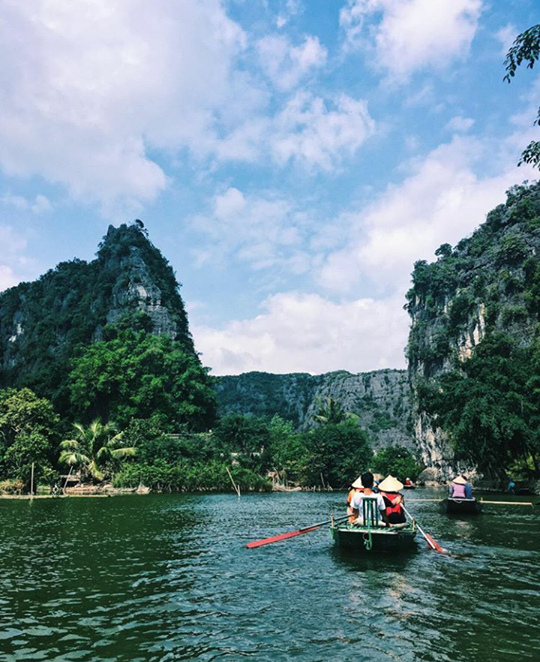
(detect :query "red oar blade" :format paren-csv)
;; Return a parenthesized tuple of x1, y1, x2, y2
(247, 525, 319, 549)
(424, 533, 447, 554)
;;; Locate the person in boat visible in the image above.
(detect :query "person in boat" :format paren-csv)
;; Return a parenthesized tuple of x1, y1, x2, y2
(347, 477, 364, 522)
(378, 475, 406, 524)
(404, 477, 414, 487)
(461, 475, 473, 499)
(507, 479, 516, 494)
(449, 475, 472, 499)
(350, 472, 390, 526)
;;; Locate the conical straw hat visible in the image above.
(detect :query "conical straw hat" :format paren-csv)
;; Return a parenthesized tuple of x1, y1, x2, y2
(378, 475, 404, 492)
(352, 476, 364, 488)
(452, 476, 467, 485)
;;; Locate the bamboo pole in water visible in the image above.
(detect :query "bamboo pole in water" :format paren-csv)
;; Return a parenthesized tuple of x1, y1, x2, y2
(226, 467, 241, 497)
(480, 499, 534, 506)
(30, 463, 35, 497)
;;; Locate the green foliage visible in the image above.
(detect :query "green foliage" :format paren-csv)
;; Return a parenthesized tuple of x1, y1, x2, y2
(314, 397, 351, 425)
(0, 223, 199, 419)
(372, 446, 422, 482)
(113, 460, 271, 492)
(60, 420, 136, 481)
(420, 333, 539, 475)
(0, 388, 59, 489)
(300, 421, 372, 488)
(68, 329, 216, 430)
(504, 24, 540, 170)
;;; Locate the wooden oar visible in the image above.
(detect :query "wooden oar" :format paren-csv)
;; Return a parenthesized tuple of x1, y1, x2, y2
(402, 506, 447, 554)
(246, 514, 350, 549)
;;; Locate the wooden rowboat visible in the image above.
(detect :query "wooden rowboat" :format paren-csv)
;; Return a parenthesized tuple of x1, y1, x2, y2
(439, 497, 483, 515)
(331, 522, 417, 553)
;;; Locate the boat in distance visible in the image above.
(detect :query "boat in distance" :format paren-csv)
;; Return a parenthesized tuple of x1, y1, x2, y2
(439, 497, 483, 515)
(331, 522, 417, 553)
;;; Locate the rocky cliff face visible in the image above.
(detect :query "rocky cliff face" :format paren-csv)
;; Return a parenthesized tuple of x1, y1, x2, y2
(0, 222, 195, 408)
(216, 368, 415, 451)
(406, 182, 540, 480)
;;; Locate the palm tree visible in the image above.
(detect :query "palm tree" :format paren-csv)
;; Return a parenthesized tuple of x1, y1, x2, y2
(60, 420, 136, 481)
(314, 397, 357, 426)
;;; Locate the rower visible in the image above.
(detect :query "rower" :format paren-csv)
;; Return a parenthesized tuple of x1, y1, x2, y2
(347, 477, 364, 522)
(378, 475, 406, 524)
(350, 472, 389, 526)
(449, 475, 472, 498)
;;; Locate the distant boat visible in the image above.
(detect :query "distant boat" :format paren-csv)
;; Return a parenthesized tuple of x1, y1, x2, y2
(439, 497, 482, 515)
(331, 522, 417, 553)
(403, 484, 416, 490)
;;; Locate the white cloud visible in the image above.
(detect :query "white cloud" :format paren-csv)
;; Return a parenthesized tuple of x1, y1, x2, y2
(193, 292, 408, 374)
(0, 0, 251, 213)
(271, 93, 375, 170)
(318, 134, 536, 295)
(495, 24, 517, 56)
(208, 91, 375, 170)
(1, 193, 52, 214)
(191, 187, 312, 273)
(257, 34, 327, 91)
(445, 116, 475, 133)
(0, 265, 18, 292)
(276, 0, 302, 28)
(340, 0, 482, 81)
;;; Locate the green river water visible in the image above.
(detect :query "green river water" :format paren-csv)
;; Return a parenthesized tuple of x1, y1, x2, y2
(1, 489, 539, 662)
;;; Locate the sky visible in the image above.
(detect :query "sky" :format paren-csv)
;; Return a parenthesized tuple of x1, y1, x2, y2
(0, 0, 538, 376)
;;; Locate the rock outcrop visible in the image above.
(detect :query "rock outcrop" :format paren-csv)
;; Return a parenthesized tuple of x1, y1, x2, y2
(216, 368, 415, 450)
(0, 221, 196, 410)
(406, 182, 540, 480)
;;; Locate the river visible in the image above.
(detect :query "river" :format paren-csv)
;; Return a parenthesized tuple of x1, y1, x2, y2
(1, 489, 539, 661)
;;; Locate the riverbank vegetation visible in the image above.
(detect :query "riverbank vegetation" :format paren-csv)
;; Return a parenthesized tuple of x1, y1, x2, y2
(0, 386, 421, 494)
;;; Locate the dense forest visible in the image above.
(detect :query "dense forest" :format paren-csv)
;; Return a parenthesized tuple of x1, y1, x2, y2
(407, 182, 540, 479)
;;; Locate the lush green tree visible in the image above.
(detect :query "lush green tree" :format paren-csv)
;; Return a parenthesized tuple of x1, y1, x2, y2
(0, 388, 59, 488)
(60, 420, 135, 481)
(301, 420, 372, 488)
(421, 334, 536, 475)
(372, 446, 422, 482)
(68, 329, 216, 430)
(314, 397, 351, 425)
(504, 24, 540, 169)
(212, 413, 271, 472)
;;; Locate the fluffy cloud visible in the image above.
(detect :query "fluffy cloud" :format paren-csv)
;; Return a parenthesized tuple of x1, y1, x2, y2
(340, 0, 482, 81)
(191, 187, 312, 273)
(0, 0, 249, 212)
(0, 265, 18, 292)
(271, 93, 375, 169)
(318, 134, 535, 295)
(1, 193, 52, 214)
(193, 292, 408, 374)
(257, 34, 327, 91)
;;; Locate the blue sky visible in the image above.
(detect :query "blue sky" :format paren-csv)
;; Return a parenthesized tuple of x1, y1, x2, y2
(0, 0, 538, 375)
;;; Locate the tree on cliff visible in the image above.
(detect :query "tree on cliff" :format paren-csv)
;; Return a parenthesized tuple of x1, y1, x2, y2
(68, 329, 216, 431)
(504, 24, 540, 169)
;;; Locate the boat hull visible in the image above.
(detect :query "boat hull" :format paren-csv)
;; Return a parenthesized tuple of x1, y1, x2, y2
(331, 524, 417, 553)
(440, 498, 482, 515)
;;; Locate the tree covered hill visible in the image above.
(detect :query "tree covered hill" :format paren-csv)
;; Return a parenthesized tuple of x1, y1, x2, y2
(215, 369, 414, 451)
(406, 181, 540, 480)
(0, 222, 210, 421)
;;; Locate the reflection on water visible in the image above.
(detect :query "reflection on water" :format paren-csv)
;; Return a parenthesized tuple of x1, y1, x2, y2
(0, 490, 539, 661)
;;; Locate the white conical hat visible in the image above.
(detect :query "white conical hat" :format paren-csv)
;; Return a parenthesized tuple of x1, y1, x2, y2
(378, 475, 404, 492)
(452, 476, 467, 485)
(351, 476, 364, 488)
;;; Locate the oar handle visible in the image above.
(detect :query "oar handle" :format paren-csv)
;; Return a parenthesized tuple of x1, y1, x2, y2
(299, 514, 349, 532)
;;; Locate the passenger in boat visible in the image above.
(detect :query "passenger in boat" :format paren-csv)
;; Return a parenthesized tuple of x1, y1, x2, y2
(350, 472, 390, 526)
(461, 475, 473, 499)
(378, 475, 406, 524)
(404, 477, 414, 487)
(347, 477, 364, 522)
(449, 475, 469, 498)
(507, 479, 516, 494)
